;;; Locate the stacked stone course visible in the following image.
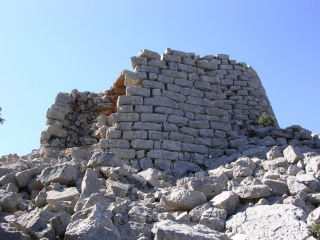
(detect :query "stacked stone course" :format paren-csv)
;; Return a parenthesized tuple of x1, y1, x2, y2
(41, 48, 284, 174)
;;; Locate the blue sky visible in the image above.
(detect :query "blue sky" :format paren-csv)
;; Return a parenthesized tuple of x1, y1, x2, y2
(0, 1, 319, 157)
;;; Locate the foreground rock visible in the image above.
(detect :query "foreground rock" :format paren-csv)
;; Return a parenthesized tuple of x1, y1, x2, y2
(226, 204, 310, 240)
(152, 220, 228, 240)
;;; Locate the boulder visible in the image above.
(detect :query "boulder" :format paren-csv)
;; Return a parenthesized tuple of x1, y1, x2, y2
(106, 179, 131, 198)
(210, 191, 239, 215)
(232, 157, 256, 177)
(234, 185, 270, 199)
(226, 204, 309, 240)
(115, 222, 152, 240)
(189, 203, 211, 223)
(50, 211, 71, 237)
(163, 189, 207, 211)
(46, 187, 79, 205)
(283, 145, 304, 164)
(0, 190, 23, 212)
(39, 163, 77, 186)
(65, 204, 120, 240)
(87, 151, 123, 168)
(15, 168, 38, 188)
(81, 168, 101, 198)
(0, 223, 30, 240)
(152, 220, 228, 240)
(199, 208, 227, 232)
(266, 146, 283, 160)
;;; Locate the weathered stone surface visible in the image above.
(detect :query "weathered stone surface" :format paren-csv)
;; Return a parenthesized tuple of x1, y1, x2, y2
(88, 151, 123, 168)
(65, 204, 120, 240)
(234, 185, 270, 199)
(210, 191, 239, 215)
(152, 220, 228, 240)
(81, 168, 101, 198)
(199, 208, 227, 232)
(163, 189, 207, 211)
(232, 157, 256, 177)
(0, 223, 30, 240)
(106, 179, 131, 198)
(283, 145, 304, 164)
(39, 163, 77, 186)
(46, 187, 79, 205)
(0, 190, 23, 211)
(226, 204, 309, 240)
(50, 211, 71, 237)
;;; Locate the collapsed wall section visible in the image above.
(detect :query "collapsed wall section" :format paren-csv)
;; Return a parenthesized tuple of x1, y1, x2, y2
(40, 48, 278, 173)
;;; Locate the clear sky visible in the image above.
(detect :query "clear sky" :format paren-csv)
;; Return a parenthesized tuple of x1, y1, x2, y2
(0, 1, 319, 157)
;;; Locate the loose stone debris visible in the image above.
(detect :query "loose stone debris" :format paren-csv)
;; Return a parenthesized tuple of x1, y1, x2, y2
(1, 48, 320, 239)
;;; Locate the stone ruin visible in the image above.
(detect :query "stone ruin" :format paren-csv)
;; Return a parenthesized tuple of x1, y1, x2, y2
(41, 48, 279, 168)
(1, 49, 320, 240)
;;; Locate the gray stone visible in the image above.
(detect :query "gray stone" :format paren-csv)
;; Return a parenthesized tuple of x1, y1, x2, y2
(0, 190, 22, 211)
(197, 60, 218, 70)
(235, 185, 270, 199)
(44, 125, 67, 138)
(39, 163, 77, 186)
(210, 191, 239, 215)
(152, 220, 227, 240)
(106, 179, 131, 198)
(131, 139, 154, 150)
(283, 145, 304, 164)
(46, 187, 79, 205)
(267, 146, 283, 160)
(141, 113, 167, 123)
(163, 189, 207, 211)
(125, 72, 147, 87)
(81, 169, 101, 198)
(50, 211, 71, 237)
(88, 151, 123, 168)
(233, 157, 257, 177)
(138, 49, 161, 59)
(199, 208, 227, 232)
(226, 204, 309, 240)
(65, 204, 120, 240)
(189, 203, 211, 223)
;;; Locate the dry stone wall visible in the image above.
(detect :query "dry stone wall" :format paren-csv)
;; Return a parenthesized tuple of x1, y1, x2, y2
(41, 48, 278, 171)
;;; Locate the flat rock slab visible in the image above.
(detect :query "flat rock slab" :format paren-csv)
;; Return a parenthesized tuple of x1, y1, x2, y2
(39, 163, 77, 186)
(152, 220, 228, 240)
(226, 204, 310, 240)
(46, 187, 79, 205)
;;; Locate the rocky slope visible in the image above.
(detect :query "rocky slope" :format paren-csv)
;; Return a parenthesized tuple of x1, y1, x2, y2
(1, 49, 320, 240)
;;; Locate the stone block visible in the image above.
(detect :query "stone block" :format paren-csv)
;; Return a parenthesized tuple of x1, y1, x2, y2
(161, 70, 188, 79)
(130, 56, 147, 69)
(178, 103, 205, 114)
(186, 96, 211, 107)
(138, 49, 161, 59)
(161, 54, 181, 63)
(144, 96, 177, 108)
(167, 83, 182, 92)
(167, 115, 189, 126)
(131, 139, 154, 150)
(109, 148, 136, 159)
(162, 140, 182, 151)
(133, 122, 162, 131)
(201, 75, 219, 84)
(210, 122, 232, 131)
(169, 131, 194, 143)
(194, 81, 211, 91)
(182, 143, 208, 154)
(148, 59, 167, 69)
(141, 113, 168, 123)
(188, 120, 209, 129)
(196, 60, 218, 70)
(125, 72, 147, 87)
(174, 78, 193, 87)
(118, 95, 143, 105)
(146, 150, 179, 160)
(45, 125, 67, 138)
(179, 127, 198, 137)
(99, 139, 130, 149)
(126, 86, 150, 97)
(112, 113, 139, 122)
(134, 105, 153, 113)
(162, 90, 186, 102)
(142, 80, 165, 90)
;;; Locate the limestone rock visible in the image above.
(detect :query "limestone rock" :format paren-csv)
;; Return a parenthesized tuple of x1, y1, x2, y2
(46, 187, 79, 205)
(39, 163, 77, 186)
(210, 191, 239, 215)
(0, 190, 23, 212)
(163, 189, 207, 211)
(81, 168, 101, 198)
(283, 145, 304, 164)
(234, 185, 270, 199)
(152, 220, 228, 240)
(226, 204, 309, 240)
(87, 151, 123, 168)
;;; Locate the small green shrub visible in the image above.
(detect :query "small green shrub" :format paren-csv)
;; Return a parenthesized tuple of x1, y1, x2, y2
(309, 221, 320, 239)
(257, 112, 275, 127)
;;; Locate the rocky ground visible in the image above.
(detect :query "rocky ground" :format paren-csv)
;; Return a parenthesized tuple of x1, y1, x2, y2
(1, 123, 320, 239)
